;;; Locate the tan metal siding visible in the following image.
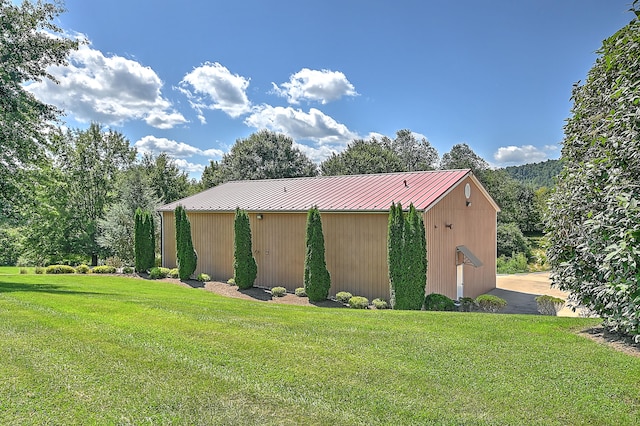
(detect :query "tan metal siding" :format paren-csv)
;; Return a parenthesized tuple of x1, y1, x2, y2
(251, 213, 307, 288)
(322, 213, 389, 300)
(161, 211, 176, 268)
(423, 177, 497, 299)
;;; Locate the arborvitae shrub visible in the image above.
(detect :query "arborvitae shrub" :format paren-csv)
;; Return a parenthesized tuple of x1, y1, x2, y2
(335, 291, 353, 303)
(135, 208, 155, 273)
(390, 203, 427, 310)
(233, 208, 257, 290)
(424, 293, 456, 311)
(175, 205, 197, 280)
(387, 202, 403, 309)
(304, 207, 331, 302)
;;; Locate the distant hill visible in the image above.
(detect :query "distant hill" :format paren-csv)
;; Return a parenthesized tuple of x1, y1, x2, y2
(504, 159, 563, 188)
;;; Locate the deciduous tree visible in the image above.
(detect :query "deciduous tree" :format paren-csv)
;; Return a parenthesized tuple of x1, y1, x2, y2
(214, 130, 317, 184)
(0, 0, 79, 218)
(547, 8, 640, 341)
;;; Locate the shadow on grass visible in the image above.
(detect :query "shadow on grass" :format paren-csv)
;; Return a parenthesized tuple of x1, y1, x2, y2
(0, 282, 107, 296)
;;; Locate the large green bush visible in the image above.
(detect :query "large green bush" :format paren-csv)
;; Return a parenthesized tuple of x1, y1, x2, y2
(546, 8, 640, 341)
(233, 208, 257, 290)
(497, 222, 530, 259)
(175, 205, 197, 281)
(424, 293, 456, 311)
(304, 207, 331, 302)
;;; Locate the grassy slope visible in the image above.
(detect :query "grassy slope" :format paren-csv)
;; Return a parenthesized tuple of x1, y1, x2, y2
(0, 271, 638, 425)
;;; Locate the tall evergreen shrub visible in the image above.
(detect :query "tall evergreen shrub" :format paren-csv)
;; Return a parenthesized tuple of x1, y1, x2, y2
(304, 206, 331, 302)
(233, 208, 257, 289)
(388, 202, 427, 310)
(387, 202, 404, 308)
(134, 208, 155, 272)
(175, 205, 197, 280)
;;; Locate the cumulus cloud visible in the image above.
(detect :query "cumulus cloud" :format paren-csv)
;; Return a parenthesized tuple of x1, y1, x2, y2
(245, 105, 357, 147)
(271, 68, 358, 104)
(293, 142, 339, 164)
(493, 144, 558, 165)
(134, 135, 223, 159)
(173, 159, 206, 173)
(25, 40, 187, 129)
(178, 62, 252, 121)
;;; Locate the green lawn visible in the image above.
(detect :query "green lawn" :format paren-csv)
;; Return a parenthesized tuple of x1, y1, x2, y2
(1, 269, 638, 425)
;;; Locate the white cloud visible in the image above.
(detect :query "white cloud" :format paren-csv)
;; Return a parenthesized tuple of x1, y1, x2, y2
(293, 142, 338, 164)
(244, 105, 357, 147)
(134, 135, 223, 159)
(178, 62, 252, 120)
(25, 39, 187, 129)
(493, 144, 558, 165)
(173, 159, 206, 173)
(271, 68, 358, 104)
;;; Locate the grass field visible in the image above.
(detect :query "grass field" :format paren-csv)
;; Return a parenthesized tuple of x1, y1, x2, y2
(1, 269, 639, 425)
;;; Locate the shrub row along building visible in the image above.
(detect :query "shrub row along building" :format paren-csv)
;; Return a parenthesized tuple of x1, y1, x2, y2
(158, 169, 500, 301)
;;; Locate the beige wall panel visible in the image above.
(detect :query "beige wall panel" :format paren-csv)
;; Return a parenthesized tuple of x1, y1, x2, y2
(322, 213, 389, 301)
(424, 177, 497, 299)
(161, 212, 177, 268)
(250, 213, 307, 289)
(187, 212, 235, 281)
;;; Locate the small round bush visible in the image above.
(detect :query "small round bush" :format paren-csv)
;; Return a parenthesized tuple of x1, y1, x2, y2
(19, 268, 28, 274)
(271, 286, 287, 297)
(227, 278, 236, 286)
(46, 265, 76, 274)
(168, 268, 179, 278)
(349, 296, 369, 309)
(475, 294, 508, 313)
(75, 264, 91, 274)
(196, 272, 211, 282)
(459, 297, 476, 312)
(122, 266, 134, 274)
(34, 267, 45, 275)
(335, 291, 353, 304)
(372, 298, 388, 309)
(295, 287, 307, 297)
(424, 293, 456, 311)
(92, 265, 116, 274)
(535, 295, 565, 316)
(149, 267, 170, 279)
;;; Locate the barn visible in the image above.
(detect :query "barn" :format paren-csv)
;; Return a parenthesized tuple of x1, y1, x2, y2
(157, 169, 500, 301)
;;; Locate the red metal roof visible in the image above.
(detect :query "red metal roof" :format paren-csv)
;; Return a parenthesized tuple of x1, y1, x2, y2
(158, 169, 473, 212)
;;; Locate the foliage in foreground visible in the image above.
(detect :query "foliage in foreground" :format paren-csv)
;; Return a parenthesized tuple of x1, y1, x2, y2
(547, 8, 640, 341)
(0, 272, 638, 425)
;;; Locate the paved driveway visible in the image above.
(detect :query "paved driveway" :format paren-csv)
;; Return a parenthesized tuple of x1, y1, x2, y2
(488, 272, 581, 316)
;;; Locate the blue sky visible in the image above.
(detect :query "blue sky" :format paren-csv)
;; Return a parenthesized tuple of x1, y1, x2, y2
(26, 0, 635, 177)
